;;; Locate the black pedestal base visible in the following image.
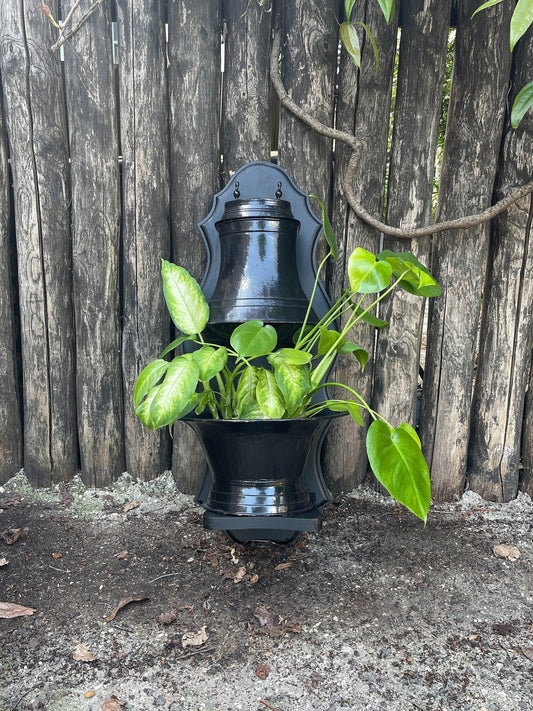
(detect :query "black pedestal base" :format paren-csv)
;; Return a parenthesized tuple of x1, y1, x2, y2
(203, 507, 322, 545)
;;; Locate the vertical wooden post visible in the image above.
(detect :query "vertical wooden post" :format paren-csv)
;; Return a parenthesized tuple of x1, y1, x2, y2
(168, 0, 220, 494)
(522, 360, 533, 497)
(0, 0, 77, 486)
(221, 0, 272, 178)
(0, 73, 22, 483)
(117, 0, 172, 480)
(277, 0, 337, 201)
(323, 0, 398, 492)
(63, 1, 125, 487)
(419, 0, 513, 501)
(372, 0, 451, 432)
(468, 29, 533, 501)
(276, 0, 339, 489)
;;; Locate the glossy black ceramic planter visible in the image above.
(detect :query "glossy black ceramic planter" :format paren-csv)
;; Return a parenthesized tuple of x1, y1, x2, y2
(186, 412, 341, 544)
(184, 416, 335, 517)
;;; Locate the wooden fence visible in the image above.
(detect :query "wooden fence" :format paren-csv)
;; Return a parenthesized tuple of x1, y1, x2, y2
(0, 0, 532, 503)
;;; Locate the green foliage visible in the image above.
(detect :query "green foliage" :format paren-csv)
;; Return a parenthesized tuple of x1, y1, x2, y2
(511, 81, 533, 128)
(134, 210, 441, 522)
(510, 0, 533, 51)
(473, 0, 533, 127)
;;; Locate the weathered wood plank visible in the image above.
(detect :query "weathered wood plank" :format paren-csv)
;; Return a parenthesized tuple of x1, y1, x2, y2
(0, 71, 22, 483)
(221, 0, 272, 179)
(468, 27, 533, 501)
(168, 0, 220, 494)
(419, 0, 513, 501)
(277, 0, 337, 202)
(63, 1, 124, 487)
(117, 0, 171, 480)
(0, 0, 77, 486)
(323, 0, 399, 493)
(522, 359, 533, 497)
(372, 0, 451, 433)
(276, 0, 340, 489)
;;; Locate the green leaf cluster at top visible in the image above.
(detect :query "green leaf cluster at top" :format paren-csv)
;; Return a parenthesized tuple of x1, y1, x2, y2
(341, 1, 533, 126)
(134, 196, 441, 523)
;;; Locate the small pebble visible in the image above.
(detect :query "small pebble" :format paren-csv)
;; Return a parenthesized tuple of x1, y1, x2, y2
(84, 690, 95, 699)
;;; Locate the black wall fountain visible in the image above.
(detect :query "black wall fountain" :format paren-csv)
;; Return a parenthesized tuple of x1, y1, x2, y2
(188, 161, 339, 544)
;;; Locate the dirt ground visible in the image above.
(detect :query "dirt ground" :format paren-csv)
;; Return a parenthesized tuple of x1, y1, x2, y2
(0, 471, 531, 711)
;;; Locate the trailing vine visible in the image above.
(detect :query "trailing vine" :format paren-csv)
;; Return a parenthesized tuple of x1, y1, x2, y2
(270, 5, 533, 239)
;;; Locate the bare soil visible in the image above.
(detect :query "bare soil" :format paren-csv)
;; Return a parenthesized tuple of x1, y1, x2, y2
(0, 472, 531, 711)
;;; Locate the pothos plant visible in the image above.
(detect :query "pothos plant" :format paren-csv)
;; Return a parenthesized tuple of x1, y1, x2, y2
(134, 198, 440, 524)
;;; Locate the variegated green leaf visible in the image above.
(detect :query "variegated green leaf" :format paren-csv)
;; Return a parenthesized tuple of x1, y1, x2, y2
(234, 366, 260, 418)
(149, 356, 200, 429)
(267, 348, 313, 366)
(135, 386, 160, 429)
(191, 346, 228, 381)
(256, 368, 286, 419)
(134, 359, 169, 409)
(274, 362, 311, 418)
(161, 260, 209, 335)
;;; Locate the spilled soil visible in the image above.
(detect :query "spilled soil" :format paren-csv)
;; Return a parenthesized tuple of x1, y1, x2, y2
(0, 472, 532, 711)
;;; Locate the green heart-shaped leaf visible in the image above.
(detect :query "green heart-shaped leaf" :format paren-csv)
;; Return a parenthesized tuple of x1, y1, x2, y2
(230, 320, 277, 358)
(348, 248, 392, 293)
(377, 250, 440, 297)
(366, 420, 431, 523)
(337, 341, 369, 372)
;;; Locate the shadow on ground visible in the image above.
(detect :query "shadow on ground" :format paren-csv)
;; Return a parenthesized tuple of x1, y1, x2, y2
(0, 472, 531, 711)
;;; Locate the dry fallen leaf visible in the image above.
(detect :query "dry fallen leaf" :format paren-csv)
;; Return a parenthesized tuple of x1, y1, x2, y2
(0, 601, 36, 618)
(101, 695, 126, 711)
(157, 609, 177, 625)
(255, 663, 270, 679)
(202, 549, 218, 567)
(72, 643, 97, 662)
(274, 562, 295, 571)
(493, 544, 520, 561)
(1, 527, 25, 545)
(254, 606, 273, 627)
(122, 500, 139, 512)
(105, 595, 149, 622)
(234, 566, 247, 583)
(522, 647, 533, 661)
(249, 573, 259, 584)
(113, 550, 128, 559)
(182, 625, 208, 648)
